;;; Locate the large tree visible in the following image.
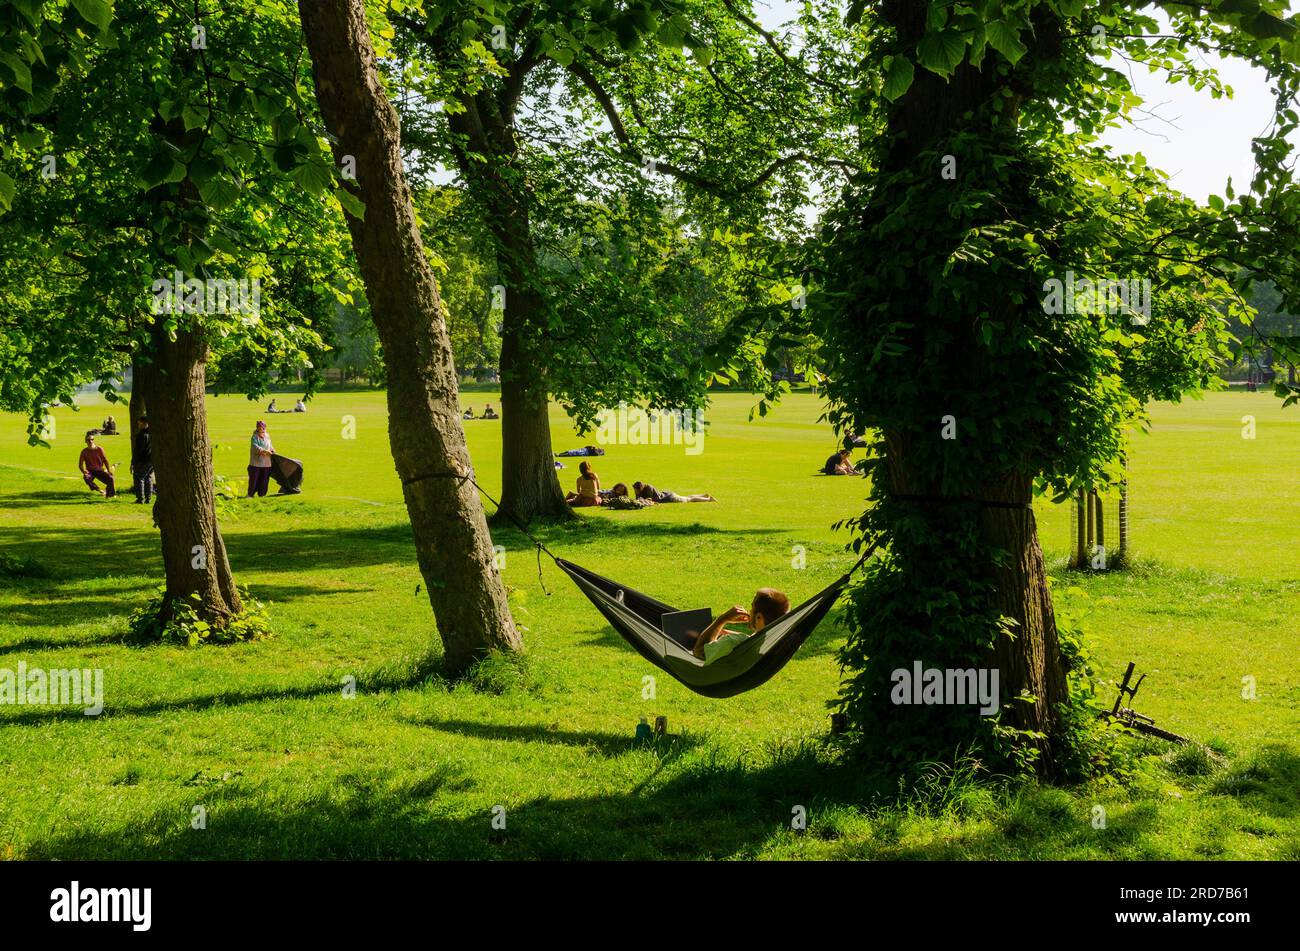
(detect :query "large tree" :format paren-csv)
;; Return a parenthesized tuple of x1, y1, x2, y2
(383, 0, 855, 521)
(796, 0, 1300, 776)
(0, 0, 337, 627)
(297, 0, 521, 673)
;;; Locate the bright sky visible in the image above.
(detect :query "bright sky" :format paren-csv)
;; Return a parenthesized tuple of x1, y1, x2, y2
(755, 0, 1290, 204)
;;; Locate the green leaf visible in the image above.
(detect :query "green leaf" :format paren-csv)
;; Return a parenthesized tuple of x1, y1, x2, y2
(290, 160, 332, 196)
(335, 187, 366, 221)
(986, 20, 1028, 65)
(140, 154, 183, 189)
(70, 0, 113, 32)
(917, 30, 967, 76)
(0, 52, 34, 93)
(0, 171, 15, 213)
(182, 103, 209, 132)
(882, 55, 915, 101)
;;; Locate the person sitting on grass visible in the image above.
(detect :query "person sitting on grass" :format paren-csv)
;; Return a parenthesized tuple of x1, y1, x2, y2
(566, 461, 602, 507)
(463, 406, 475, 420)
(691, 588, 791, 661)
(101, 415, 118, 435)
(483, 403, 499, 419)
(78, 433, 116, 498)
(632, 481, 716, 503)
(823, 448, 855, 475)
(293, 398, 306, 413)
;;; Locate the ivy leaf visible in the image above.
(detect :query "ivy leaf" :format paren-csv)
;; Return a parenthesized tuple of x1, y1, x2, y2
(882, 55, 915, 101)
(986, 20, 1028, 65)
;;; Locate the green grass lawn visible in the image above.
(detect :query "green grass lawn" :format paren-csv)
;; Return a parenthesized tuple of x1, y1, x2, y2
(0, 389, 1296, 859)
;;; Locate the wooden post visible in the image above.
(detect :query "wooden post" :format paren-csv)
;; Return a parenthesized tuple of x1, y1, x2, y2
(830, 713, 847, 735)
(1118, 455, 1129, 561)
(653, 715, 667, 737)
(1075, 491, 1087, 569)
(1092, 489, 1105, 561)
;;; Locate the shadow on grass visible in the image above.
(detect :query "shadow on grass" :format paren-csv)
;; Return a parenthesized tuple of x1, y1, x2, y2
(0, 629, 126, 657)
(0, 490, 110, 508)
(23, 744, 891, 860)
(402, 716, 702, 760)
(0, 651, 450, 727)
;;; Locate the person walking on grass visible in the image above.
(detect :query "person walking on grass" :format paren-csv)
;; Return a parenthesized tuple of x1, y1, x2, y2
(78, 433, 116, 498)
(632, 481, 716, 504)
(247, 420, 274, 497)
(132, 416, 154, 504)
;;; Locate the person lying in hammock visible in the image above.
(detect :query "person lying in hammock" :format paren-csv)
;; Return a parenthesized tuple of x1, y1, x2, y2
(691, 588, 790, 661)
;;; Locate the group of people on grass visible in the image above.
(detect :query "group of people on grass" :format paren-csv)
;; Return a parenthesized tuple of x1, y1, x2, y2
(78, 418, 284, 502)
(564, 460, 716, 508)
(463, 403, 498, 420)
(265, 397, 307, 413)
(77, 416, 153, 503)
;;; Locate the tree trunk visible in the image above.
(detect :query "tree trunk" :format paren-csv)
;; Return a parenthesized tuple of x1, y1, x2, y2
(978, 475, 1068, 744)
(298, 0, 522, 673)
(496, 290, 570, 523)
(446, 101, 570, 524)
(134, 325, 241, 625)
(127, 354, 146, 438)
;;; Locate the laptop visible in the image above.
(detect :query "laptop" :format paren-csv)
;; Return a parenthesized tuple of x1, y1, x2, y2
(660, 608, 715, 651)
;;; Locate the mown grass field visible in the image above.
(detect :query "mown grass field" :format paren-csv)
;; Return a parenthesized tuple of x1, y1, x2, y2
(0, 389, 1296, 859)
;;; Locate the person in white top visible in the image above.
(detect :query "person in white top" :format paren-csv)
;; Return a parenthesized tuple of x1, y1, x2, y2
(247, 420, 275, 497)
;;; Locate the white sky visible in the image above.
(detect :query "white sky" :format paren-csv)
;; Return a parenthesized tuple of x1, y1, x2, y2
(755, 0, 1290, 204)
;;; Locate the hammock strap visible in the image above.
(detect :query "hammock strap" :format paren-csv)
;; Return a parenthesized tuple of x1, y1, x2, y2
(891, 493, 1032, 509)
(402, 468, 557, 594)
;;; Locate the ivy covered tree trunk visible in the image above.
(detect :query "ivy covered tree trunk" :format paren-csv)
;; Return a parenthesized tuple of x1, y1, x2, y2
(134, 325, 242, 625)
(827, 4, 1074, 775)
(298, 0, 522, 673)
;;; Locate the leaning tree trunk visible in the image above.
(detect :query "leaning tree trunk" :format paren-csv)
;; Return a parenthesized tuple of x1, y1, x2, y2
(298, 0, 522, 673)
(134, 325, 241, 625)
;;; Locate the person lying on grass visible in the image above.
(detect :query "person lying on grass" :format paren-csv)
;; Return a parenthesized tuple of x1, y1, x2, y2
(565, 461, 602, 507)
(632, 481, 716, 503)
(599, 482, 629, 502)
(78, 433, 116, 498)
(691, 588, 791, 661)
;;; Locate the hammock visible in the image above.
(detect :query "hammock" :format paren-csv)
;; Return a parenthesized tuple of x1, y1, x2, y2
(444, 470, 879, 698)
(555, 551, 871, 698)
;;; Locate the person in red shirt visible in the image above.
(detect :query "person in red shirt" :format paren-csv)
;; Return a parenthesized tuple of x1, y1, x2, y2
(78, 433, 116, 497)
